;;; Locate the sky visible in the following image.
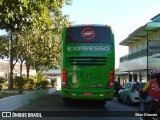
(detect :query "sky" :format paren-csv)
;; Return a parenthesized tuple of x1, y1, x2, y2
(62, 0, 160, 68)
(1, 0, 160, 68)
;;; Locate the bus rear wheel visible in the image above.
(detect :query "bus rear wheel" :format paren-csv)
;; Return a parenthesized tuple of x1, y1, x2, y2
(63, 98, 72, 104)
(91, 100, 106, 106)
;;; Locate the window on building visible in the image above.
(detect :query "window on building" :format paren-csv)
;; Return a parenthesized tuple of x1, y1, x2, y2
(158, 34, 160, 40)
(141, 43, 145, 49)
(136, 46, 139, 52)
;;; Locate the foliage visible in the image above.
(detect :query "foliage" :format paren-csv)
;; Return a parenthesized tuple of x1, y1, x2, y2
(35, 71, 47, 83)
(50, 78, 57, 87)
(0, 35, 8, 59)
(36, 80, 50, 89)
(0, 92, 19, 99)
(25, 78, 35, 90)
(0, 77, 6, 92)
(0, 0, 72, 61)
(0, 0, 72, 89)
(33, 71, 50, 89)
(13, 76, 27, 94)
(0, 77, 6, 83)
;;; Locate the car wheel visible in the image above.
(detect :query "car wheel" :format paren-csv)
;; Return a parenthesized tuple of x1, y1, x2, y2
(127, 96, 132, 106)
(117, 95, 123, 103)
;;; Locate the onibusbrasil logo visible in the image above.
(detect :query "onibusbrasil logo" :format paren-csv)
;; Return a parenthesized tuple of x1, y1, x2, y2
(1, 112, 42, 118)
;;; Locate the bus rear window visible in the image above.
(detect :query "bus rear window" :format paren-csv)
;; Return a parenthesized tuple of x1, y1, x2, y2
(66, 26, 112, 43)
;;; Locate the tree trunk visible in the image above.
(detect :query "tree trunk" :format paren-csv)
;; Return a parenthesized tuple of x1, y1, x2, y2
(20, 60, 23, 77)
(9, 30, 14, 90)
(26, 61, 30, 79)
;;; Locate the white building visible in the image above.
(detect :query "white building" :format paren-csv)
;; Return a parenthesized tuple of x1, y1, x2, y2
(0, 61, 36, 79)
(118, 13, 160, 84)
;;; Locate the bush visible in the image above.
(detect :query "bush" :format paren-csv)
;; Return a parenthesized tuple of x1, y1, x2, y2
(0, 77, 6, 83)
(13, 76, 27, 94)
(25, 79, 35, 90)
(36, 80, 50, 89)
(0, 77, 6, 92)
(50, 78, 57, 87)
(36, 72, 47, 83)
(0, 85, 2, 92)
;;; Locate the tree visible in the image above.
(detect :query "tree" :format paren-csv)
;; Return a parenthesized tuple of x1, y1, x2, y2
(0, 0, 72, 89)
(13, 76, 27, 94)
(0, 0, 39, 89)
(14, 0, 73, 72)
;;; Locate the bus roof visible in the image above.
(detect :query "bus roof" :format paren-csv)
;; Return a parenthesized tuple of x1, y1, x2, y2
(67, 24, 110, 28)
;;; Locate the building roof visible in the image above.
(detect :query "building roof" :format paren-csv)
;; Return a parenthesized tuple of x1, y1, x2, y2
(120, 14, 160, 46)
(43, 70, 61, 76)
(151, 13, 160, 22)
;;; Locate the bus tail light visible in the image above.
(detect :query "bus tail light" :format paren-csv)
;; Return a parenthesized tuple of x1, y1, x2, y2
(106, 70, 114, 88)
(62, 70, 69, 88)
(106, 25, 110, 28)
(67, 25, 70, 28)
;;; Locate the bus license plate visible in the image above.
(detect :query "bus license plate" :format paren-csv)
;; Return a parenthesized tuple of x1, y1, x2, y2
(84, 92, 92, 96)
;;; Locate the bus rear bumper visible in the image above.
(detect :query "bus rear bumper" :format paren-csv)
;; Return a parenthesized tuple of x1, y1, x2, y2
(61, 88, 114, 100)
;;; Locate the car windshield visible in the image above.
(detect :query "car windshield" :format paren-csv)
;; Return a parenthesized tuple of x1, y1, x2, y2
(139, 83, 146, 88)
(132, 82, 146, 90)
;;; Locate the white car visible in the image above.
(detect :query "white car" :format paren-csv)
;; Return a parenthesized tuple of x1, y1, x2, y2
(117, 82, 146, 105)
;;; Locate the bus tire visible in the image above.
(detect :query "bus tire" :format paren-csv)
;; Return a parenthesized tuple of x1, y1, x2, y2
(63, 98, 71, 104)
(95, 100, 106, 106)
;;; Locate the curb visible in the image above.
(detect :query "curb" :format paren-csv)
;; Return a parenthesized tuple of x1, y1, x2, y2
(0, 88, 56, 111)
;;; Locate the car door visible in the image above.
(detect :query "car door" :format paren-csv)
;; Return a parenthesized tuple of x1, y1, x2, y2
(123, 83, 131, 101)
(120, 83, 127, 100)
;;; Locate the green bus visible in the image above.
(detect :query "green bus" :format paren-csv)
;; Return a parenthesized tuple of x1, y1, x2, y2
(61, 24, 115, 104)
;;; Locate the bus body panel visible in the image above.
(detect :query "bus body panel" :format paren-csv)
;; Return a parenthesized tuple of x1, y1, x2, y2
(61, 88, 114, 100)
(61, 25, 115, 101)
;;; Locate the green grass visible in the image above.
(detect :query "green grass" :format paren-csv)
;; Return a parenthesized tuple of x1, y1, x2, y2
(0, 92, 19, 99)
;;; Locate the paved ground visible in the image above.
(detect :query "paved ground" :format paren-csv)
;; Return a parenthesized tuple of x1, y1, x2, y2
(0, 90, 139, 120)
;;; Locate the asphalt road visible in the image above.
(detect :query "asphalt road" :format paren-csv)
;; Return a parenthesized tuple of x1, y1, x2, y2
(0, 90, 139, 120)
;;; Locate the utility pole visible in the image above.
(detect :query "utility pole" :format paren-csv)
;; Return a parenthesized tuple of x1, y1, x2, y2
(146, 31, 149, 81)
